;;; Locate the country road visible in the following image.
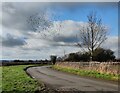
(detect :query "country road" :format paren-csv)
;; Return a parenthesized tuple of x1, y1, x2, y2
(26, 66, 119, 92)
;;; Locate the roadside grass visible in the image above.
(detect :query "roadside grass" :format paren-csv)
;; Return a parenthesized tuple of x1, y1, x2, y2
(2, 65, 44, 93)
(52, 65, 119, 81)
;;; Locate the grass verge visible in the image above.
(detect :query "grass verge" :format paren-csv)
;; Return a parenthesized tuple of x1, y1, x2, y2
(2, 65, 45, 93)
(52, 65, 119, 81)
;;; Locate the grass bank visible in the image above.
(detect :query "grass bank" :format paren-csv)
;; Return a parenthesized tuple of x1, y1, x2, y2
(52, 65, 119, 81)
(2, 65, 45, 93)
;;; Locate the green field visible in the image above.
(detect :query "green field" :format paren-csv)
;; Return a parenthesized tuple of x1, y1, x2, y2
(52, 65, 119, 81)
(1, 65, 44, 93)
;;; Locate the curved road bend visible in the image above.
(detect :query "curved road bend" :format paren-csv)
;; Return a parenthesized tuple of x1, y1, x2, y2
(26, 66, 118, 92)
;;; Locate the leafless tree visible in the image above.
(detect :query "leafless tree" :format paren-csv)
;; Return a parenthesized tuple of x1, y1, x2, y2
(77, 12, 108, 61)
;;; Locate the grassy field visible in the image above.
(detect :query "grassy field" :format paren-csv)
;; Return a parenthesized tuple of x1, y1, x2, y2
(2, 65, 44, 93)
(0, 67, 2, 93)
(52, 65, 119, 81)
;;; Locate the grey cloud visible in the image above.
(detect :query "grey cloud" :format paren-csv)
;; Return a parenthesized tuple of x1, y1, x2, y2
(53, 35, 79, 43)
(21, 47, 41, 51)
(2, 2, 52, 32)
(2, 33, 26, 47)
(51, 42, 76, 47)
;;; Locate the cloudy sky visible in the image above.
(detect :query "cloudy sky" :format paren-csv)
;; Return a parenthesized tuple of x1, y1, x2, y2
(1, 2, 118, 60)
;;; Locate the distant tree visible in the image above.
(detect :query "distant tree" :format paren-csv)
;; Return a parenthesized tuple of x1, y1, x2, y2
(80, 52, 90, 62)
(63, 48, 115, 62)
(57, 57, 63, 62)
(28, 60, 33, 62)
(115, 58, 120, 62)
(65, 53, 80, 62)
(77, 12, 107, 61)
(14, 60, 18, 62)
(50, 55, 57, 64)
(92, 48, 115, 62)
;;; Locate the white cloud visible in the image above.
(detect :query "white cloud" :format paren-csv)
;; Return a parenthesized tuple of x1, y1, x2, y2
(102, 36, 118, 58)
(31, 20, 85, 41)
(103, 36, 118, 50)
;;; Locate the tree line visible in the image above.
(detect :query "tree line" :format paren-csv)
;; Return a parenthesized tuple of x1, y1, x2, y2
(60, 47, 117, 62)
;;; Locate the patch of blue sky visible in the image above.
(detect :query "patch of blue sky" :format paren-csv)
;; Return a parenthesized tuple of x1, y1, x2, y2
(50, 2, 118, 36)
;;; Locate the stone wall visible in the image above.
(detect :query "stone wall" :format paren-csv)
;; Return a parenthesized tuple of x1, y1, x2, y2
(55, 62, 120, 75)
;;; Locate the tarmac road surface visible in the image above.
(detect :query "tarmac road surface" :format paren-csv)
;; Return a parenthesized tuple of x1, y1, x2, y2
(26, 65, 119, 92)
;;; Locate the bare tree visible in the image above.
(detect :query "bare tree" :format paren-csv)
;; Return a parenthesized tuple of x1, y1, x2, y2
(77, 12, 107, 61)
